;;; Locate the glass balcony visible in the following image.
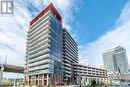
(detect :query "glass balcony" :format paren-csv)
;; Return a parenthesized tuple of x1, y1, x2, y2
(30, 11, 51, 30)
(63, 59, 70, 63)
(28, 44, 50, 55)
(64, 51, 78, 62)
(28, 63, 49, 72)
(65, 32, 77, 46)
(28, 58, 49, 68)
(29, 21, 50, 40)
(28, 37, 50, 52)
(63, 55, 72, 62)
(64, 70, 71, 74)
(30, 12, 50, 31)
(29, 48, 50, 59)
(65, 74, 71, 78)
(28, 34, 49, 48)
(28, 26, 49, 45)
(28, 53, 49, 64)
(64, 41, 78, 55)
(64, 37, 78, 51)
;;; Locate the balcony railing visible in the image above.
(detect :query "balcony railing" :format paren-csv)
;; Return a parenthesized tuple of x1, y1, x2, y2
(28, 38, 50, 52)
(28, 49, 49, 59)
(28, 26, 49, 45)
(30, 12, 50, 31)
(30, 11, 51, 29)
(29, 21, 50, 40)
(28, 34, 49, 49)
(28, 58, 49, 68)
(28, 63, 49, 72)
(28, 44, 50, 55)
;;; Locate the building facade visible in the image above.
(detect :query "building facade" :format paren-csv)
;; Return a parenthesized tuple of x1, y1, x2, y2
(62, 29, 78, 83)
(103, 46, 129, 74)
(25, 3, 108, 86)
(25, 3, 63, 86)
(72, 64, 108, 85)
(103, 50, 117, 72)
(25, 3, 78, 86)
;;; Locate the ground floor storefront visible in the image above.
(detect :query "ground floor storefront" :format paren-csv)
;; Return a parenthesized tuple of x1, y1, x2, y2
(25, 73, 63, 86)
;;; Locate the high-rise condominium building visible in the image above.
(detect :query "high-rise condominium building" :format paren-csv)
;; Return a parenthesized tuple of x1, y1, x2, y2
(25, 3, 63, 85)
(25, 3, 78, 86)
(103, 46, 129, 74)
(62, 29, 78, 83)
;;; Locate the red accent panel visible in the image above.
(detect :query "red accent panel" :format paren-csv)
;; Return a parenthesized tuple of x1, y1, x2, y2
(34, 75, 38, 85)
(30, 3, 62, 26)
(42, 74, 45, 85)
(24, 76, 26, 81)
(34, 75, 36, 85)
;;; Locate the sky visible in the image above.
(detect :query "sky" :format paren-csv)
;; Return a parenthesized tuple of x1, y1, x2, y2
(0, 0, 130, 77)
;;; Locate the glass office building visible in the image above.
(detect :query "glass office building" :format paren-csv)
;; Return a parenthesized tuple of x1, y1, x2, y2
(103, 46, 129, 74)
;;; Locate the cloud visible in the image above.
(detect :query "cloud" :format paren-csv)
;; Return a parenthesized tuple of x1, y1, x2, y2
(0, 1, 31, 66)
(28, 0, 81, 37)
(0, 0, 80, 66)
(79, 1, 130, 66)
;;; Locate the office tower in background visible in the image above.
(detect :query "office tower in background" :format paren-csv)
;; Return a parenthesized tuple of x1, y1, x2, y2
(103, 46, 129, 74)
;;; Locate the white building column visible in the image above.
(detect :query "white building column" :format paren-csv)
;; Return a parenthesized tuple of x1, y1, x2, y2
(47, 74, 49, 86)
(38, 74, 39, 85)
(42, 74, 45, 86)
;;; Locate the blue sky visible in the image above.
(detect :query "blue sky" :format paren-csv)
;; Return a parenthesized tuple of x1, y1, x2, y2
(0, 0, 130, 78)
(73, 0, 128, 44)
